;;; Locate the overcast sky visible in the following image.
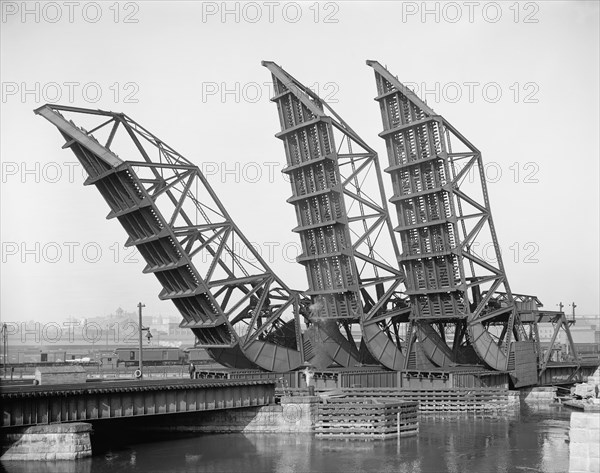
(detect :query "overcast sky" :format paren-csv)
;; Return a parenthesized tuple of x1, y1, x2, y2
(1, 1, 598, 323)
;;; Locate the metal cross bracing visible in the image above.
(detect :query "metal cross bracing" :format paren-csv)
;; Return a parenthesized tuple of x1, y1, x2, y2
(35, 104, 306, 372)
(366, 60, 530, 372)
(263, 61, 417, 371)
(493, 293, 580, 373)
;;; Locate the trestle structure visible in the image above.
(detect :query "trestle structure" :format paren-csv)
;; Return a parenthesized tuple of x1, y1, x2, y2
(263, 61, 412, 370)
(35, 105, 306, 372)
(366, 60, 527, 372)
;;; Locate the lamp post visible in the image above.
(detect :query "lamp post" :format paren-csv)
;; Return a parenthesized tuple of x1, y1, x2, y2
(138, 302, 145, 378)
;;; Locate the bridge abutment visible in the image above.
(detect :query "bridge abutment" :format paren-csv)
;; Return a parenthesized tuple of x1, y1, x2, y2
(1, 422, 92, 461)
(517, 387, 558, 406)
(133, 396, 320, 434)
(569, 411, 600, 473)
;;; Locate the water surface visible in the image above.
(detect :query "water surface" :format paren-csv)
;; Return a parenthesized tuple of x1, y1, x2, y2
(1, 406, 573, 473)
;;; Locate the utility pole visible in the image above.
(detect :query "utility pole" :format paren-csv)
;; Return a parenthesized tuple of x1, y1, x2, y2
(138, 302, 145, 378)
(2, 323, 7, 379)
(570, 302, 577, 321)
(557, 302, 564, 313)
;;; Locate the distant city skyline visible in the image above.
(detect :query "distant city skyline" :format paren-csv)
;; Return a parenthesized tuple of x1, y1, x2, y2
(2, 304, 599, 325)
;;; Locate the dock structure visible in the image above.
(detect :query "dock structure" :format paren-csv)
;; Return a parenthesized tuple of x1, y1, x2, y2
(316, 399, 418, 440)
(340, 388, 512, 414)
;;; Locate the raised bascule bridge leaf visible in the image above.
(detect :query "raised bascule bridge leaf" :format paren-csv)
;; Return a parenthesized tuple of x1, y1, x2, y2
(35, 104, 306, 372)
(264, 61, 419, 371)
(365, 60, 576, 384)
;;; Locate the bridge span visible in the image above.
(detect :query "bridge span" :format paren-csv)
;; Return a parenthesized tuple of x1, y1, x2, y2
(1, 378, 274, 429)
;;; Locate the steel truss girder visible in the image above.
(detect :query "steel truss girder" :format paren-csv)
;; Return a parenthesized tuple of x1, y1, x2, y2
(495, 292, 580, 373)
(35, 104, 305, 372)
(263, 61, 413, 370)
(367, 60, 527, 371)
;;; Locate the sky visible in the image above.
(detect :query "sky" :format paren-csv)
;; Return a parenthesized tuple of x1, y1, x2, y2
(1, 1, 599, 323)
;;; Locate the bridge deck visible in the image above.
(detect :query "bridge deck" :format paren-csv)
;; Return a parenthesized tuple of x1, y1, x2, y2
(1, 379, 275, 428)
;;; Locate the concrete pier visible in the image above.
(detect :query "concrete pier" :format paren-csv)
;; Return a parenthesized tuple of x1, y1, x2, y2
(144, 395, 321, 434)
(1, 422, 92, 461)
(517, 386, 557, 405)
(569, 412, 600, 473)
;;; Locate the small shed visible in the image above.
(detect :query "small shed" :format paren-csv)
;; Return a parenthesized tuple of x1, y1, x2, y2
(100, 354, 118, 369)
(34, 366, 87, 385)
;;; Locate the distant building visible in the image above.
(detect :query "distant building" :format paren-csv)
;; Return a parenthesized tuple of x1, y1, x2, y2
(536, 314, 599, 346)
(2, 308, 192, 363)
(569, 315, 599, 344)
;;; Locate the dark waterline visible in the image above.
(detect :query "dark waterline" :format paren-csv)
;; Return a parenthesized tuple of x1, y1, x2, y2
(1, 406, 573, 473)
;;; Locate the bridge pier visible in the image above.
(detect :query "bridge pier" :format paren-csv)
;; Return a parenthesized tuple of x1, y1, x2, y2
(131, 396, 321, 434)
(569, 412, 600, 473)
(516, 387, 558, 407)
(1, 422, 92, 461)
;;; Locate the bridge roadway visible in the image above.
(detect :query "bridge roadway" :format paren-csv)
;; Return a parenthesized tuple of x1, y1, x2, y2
(0, 378, 275, 429)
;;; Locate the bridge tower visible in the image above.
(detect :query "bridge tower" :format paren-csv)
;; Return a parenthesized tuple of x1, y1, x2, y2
(36, 104, 305, 372)
(366, 60, 529, 371)
(263, 61, 414, 370)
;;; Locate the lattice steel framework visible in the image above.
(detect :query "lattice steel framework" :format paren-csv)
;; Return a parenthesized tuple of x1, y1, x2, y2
(367, 61, 527, 371)
(263, 61, 412, 370)
(492, 293, 580, 377)
(36, 104, 305, 372)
